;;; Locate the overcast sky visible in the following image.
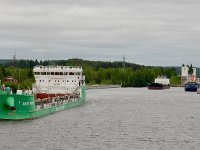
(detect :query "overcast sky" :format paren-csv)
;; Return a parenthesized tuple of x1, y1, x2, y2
(0, 0, 200, 66)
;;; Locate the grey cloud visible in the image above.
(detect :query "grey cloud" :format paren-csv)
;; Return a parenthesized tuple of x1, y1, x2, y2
(0, 0, 200, 66)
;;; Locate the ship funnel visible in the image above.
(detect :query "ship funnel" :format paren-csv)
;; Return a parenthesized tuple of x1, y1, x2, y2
(5, 97, 16, 110)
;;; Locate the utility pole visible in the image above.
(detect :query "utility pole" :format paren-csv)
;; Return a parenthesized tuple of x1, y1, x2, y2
(13, 52, 20, 90)
(123, 55, 126, 69)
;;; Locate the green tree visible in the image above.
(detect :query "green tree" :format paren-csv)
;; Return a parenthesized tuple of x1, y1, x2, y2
(170, 76, 181, 85)
(188, 64, 193, 75)
(28, 69, 34, 78)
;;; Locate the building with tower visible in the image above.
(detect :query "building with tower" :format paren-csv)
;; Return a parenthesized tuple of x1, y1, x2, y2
(181, 64, 196, 85)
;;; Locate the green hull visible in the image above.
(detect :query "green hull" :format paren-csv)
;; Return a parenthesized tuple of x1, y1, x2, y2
(0, 87, 86, 120)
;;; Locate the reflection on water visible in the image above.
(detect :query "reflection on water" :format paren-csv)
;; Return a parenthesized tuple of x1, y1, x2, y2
(0, 87, 200, 150)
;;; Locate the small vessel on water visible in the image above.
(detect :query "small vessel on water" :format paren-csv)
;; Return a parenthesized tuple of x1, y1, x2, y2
(0, 65, 86, 120)
(148, 76, 170, 90)
(185, 82, 199, 92)
(184, 75, 199, 92)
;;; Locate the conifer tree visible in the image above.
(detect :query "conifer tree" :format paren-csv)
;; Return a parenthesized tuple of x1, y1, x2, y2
(188, 64, 193, 75)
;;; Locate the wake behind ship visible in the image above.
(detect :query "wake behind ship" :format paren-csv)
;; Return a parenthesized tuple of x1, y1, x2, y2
(0, 65, 86, 120)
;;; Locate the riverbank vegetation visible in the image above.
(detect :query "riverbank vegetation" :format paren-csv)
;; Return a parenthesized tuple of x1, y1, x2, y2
(0, 59, 180, 89)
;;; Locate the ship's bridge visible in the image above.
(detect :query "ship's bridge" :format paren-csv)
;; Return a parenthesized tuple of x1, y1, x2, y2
(33, 65, 85, 94)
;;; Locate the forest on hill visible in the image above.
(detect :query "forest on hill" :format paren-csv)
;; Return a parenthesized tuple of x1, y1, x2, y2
(0, 59, 179, 89)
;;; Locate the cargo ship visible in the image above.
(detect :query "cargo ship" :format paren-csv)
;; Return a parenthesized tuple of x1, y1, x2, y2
(148, 76, 170, 90)
(0, 65, 86, 120)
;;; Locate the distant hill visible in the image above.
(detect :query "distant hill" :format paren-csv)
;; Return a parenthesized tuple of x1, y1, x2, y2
(0, 58, 143, 70)
(1, 58, 199, 75)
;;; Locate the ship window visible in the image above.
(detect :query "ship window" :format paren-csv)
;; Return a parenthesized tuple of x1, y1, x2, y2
(72, 80, 73, 82)
(51, 72, 54, 75)
(60, 72, 63, 75)
(47, 72, 50, 75)
(67, 80, 69, 82)
(77, 72, 80, 75)
(40, 80, 41, 82)
(63, 80, 64, 82)
(34, 72, 40, 75)
(69, 72, 74, 75)
(55, 80, 56, 82)
(41, 72, 46, 75)
(64, 72, 68, 75)
(49, 80, 51, 82)
(58, 80, 59, 82)
(55, 72, 59, 75)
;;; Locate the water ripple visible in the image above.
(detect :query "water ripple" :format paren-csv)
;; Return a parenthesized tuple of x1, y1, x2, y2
(0, 87, 200, 150)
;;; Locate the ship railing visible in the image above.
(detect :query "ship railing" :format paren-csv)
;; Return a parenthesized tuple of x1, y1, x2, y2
(33, 65, 82, 69)
(35, 91, 81, 110)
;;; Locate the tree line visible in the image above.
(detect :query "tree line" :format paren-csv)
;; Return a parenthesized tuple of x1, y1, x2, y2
(84, 67, 177, 87)
(0, 59, 179, 89)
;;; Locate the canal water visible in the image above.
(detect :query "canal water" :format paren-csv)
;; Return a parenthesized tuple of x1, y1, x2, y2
(0, 87, 200, 150)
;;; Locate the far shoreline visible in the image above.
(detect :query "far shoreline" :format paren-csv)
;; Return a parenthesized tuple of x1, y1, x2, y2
(86, 84, 121, 90)
(86, 84, 183, 90)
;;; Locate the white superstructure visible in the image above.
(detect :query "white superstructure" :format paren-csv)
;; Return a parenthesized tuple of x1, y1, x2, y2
(181, 66, 196, 77)
(155, 76, 170, 85)
(32, 65, 85, 94)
